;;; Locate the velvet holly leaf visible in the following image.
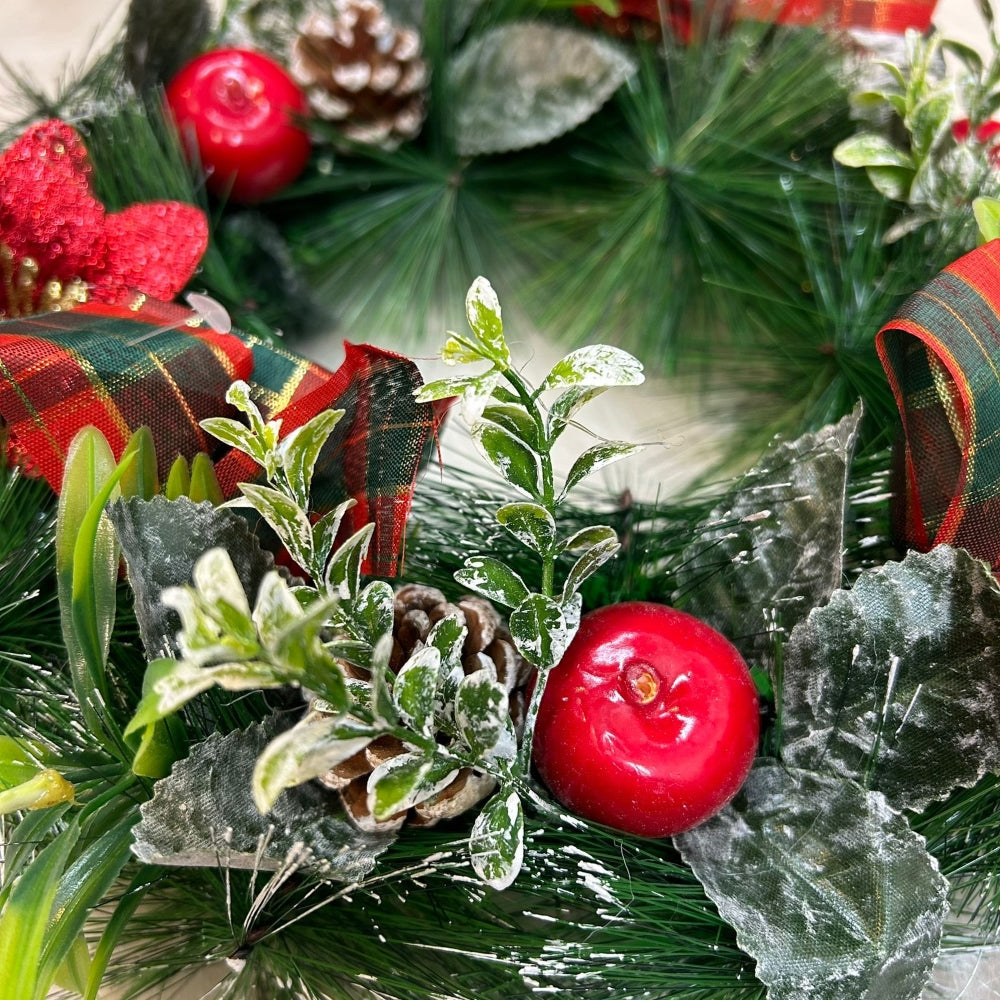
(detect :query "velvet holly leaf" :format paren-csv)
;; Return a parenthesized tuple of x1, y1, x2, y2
(780, 545, 1000, 813)
(449, 23, 636, 156)
(675, 761, 949, 1000)
(107, 495, 277, 660)
(677, 406, 861, 659)
(132, 723, 394, 877)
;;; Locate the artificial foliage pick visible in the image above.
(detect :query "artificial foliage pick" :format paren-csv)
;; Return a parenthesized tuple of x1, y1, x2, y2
(0, 119, 207, 318)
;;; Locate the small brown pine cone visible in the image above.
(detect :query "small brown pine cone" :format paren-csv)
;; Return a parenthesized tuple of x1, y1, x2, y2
(289, 0, 428, 148)
(316, 583, 532, 834)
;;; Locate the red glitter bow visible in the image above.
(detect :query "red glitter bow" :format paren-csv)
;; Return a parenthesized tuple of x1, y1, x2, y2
(0, 119, 208, 317)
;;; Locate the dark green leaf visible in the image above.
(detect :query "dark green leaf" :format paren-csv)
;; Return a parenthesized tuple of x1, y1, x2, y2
(558, 524, 618, 552)
(481, 403, 539, 451)
(781, 546, 1000, 813)
(469, 790, 524, 890)
(676, 762, 948, 1000)
(546, 386, 604, 440)
(475, 422, 539, 497)
(560, 535, 620, 602)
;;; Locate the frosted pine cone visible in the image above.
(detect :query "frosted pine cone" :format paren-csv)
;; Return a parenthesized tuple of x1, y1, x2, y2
(289, 0, 428, 148)
(315, 583, 532, 833)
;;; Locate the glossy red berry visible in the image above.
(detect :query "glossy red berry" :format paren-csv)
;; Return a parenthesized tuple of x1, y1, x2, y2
(532, 601, 759, 837)
(166, 48, 311, 204)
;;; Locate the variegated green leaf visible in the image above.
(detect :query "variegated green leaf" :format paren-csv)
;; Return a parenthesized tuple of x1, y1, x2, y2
(368, 752, 459, 820)
(474, 422, 539, 497)
(481, 403, 539, 451)
(201, 415, 267, 467)
(509, 593, 572, 670)
(465, 276, 509, 366)
(558, 524, 618, 552)
(368, 634, 399, 726)
(455, 669, 508, 757)
(393, 646, 441, 737)
(540, 344, 644, 392)
(325, 523, 375, 600)
(455, 556, 530, 609)
(561, 441, 644, 498)
(276, 408, 344, 510)
(440, 332, 484, 365)
(251, 571, 304, 648)
(496, 502, 555, 555)
(561, 535, 621, 602)
(253, 715, 377, 813)
(239, 482, 314, 571)
(313, 498, 356, 568)
(546, 385, 604, 439)
(833, 133, 915, 170)
(352, 579, 395, 646)
(469, 790, 524, 890)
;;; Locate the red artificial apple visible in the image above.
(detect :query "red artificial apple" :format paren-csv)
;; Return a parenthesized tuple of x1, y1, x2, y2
(532, 601, 759, 837)
(166, 48, 312, 204)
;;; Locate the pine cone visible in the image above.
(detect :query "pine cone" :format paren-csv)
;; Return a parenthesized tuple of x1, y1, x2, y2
(315, 583, 532, 833)
(289, 0, 428, 148)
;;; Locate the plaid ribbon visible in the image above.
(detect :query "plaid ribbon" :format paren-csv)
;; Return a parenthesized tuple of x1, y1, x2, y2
(0, 302, 442, 576)
(735, 0, 937, 31)
(876, 239, 1000, 575)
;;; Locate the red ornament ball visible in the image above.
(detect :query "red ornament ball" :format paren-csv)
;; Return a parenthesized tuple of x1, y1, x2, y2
(166, 48, 311, 204)
(532, 601, 759, 837)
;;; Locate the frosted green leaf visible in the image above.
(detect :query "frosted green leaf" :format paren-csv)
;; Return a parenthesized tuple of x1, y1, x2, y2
(393, 646, 440, 738)
(561, 441, 644, 498)
(418, 370, 501, 427)
(190, 546, 251, 619)
(910, 92, 951, 157)
(351, 579, 395, 646)
(833, 133, 915, 169)
(276, 408, 344, 510)
(781, 546, 1000, 813)
(454, 669, 507, 757)
(675, 762, 948, 1000)
(481, 403, 539, 451)
(474, 422, 539, 496)
(558, 524, 618, 552)
(455, 556, 530, 609)
(133, 725, 392, 877)
(561, 535, 620, 603)
(324, 523, 374, 600)
(540, 344, 644, 392)
(546, 385, 604, 439)
(368, 752, 459, 820)
(679, 407, 861, 664)
(239, 482, 314, 571)
(451, 23, 636, 156)
(465, 277, 509, 365)
(251, 571, 304, 648)
(496, 502, 555, 555)
(469, 790, 524, 890)
(509, 593, 572, 670)
(440, 332, 485, 365)
(313, 499, 356, 570)
(224, 379, 268, 438)
(253, 715, 377, 814)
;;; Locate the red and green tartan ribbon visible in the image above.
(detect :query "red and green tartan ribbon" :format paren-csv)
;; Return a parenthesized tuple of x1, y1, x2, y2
(0, 302, 443, 576)
(877, 239, 1000, 575)
(735, 0, 937, 31)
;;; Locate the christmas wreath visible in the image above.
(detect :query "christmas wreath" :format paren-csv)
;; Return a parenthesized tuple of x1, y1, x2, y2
(3, 2, 1000, 999)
